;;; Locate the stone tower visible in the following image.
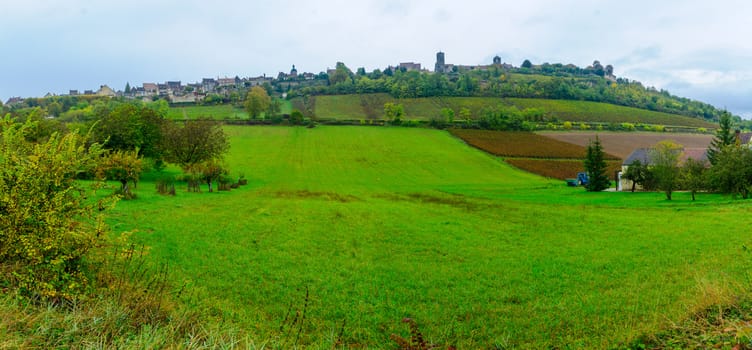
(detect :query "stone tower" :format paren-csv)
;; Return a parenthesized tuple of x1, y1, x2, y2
(435, 51, 445, 73)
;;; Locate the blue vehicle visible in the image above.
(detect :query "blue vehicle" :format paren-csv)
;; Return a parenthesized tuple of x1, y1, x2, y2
(577, 172, 588, 186)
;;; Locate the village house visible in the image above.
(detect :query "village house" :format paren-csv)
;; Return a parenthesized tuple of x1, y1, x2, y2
(143, 83, 158, 95)
(96, 85, 116, 97)
(201, 78, 217, 92)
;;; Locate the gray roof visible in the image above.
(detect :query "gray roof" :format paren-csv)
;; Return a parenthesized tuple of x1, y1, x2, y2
(623, 148, 650, 165)
(623, 147, 708, 166)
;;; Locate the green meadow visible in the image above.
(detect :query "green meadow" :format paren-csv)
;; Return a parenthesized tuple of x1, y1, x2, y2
(166, 100, 293, 120)
(109, 126, 751, 348)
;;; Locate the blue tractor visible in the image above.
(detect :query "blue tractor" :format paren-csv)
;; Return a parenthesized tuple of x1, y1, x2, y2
(565, 172, 589, 187)
(577, 172, 588, 186)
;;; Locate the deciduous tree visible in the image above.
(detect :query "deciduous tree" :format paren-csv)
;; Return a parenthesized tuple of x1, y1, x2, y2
(680, 157, 707, 201)
(649, 140, 683, 200)
(707, 145, 752, 198)
(623, 159, 649, 192)
(384, 102, 404, 125)
(99, 150, 143, 199)
(160, 119, 229, 169)
(244, 86, 271, 119)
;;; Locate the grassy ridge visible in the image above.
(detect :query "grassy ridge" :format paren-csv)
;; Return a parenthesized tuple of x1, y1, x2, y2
(304, 94, 714, 128)
(104, 126, 752, 348)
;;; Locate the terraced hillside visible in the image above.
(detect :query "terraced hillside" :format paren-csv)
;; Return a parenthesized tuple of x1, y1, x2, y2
(540, 131, 714, 159)
(449, 129, 622, 180)
(297, 94, 715, 128)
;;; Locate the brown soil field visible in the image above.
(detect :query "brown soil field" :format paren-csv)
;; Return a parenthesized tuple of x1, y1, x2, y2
(450, 129, 619, 159)
(505, 159, 623, 180)
(538, 132, 713, 159)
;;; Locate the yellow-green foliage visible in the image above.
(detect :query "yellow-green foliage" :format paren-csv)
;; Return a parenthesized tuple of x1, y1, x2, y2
(0, 116, 114, 301)
(99, 150, 143, 199)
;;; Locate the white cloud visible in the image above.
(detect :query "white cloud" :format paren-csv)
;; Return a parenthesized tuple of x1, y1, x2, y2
(3, 0, 752, 117)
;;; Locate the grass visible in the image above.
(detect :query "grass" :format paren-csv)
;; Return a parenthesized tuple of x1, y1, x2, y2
(167, 104, 249, 120)
(303, 93, 715, 128)
(96, 126, 752, 348)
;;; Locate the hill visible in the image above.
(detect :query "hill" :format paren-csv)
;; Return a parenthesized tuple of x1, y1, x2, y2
(291, 63, 730, 123)
(294, 93, 716, 128)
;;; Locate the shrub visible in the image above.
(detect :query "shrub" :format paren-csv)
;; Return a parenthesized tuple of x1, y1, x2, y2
(0, 116, 115, 301)
(563, 121, 573, 130)
(156, 175, 176, 196)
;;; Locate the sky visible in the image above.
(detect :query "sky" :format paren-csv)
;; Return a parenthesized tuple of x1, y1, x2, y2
(3, 0, 752, 117)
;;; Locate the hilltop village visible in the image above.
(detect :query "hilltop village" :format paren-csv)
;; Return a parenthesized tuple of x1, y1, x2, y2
(5, 52, 615, 106)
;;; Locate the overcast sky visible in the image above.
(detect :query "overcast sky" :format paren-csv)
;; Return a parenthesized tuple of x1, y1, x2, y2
(3, 1, 752, 117)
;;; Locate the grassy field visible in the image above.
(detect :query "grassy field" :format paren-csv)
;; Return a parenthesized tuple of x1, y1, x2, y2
(302, 94, 715, 128)
(167, 104, 249, 120)
(108, 126, 752, 348)
(168, 100, 293, 120)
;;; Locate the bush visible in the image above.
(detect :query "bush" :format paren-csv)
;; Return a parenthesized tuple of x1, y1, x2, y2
(0, 116, 115, 301)
(562, 121, 573, 130)
(156, 175, 176, 196)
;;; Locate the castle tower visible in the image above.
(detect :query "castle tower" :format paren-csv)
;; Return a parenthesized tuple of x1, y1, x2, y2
(435, 51, 445, 73)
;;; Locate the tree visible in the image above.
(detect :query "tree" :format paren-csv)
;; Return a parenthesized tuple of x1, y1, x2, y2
(190, 160, 228, 193)
(384, 102, 404, 125)
(92, 102, 165, 159)
(707, 111, 735, 165)
(0, 115, 113, 301)
(649, 140, 683, 200)
(521, 59, 533, 69)
(267, 98, 282, 118)
(707, 145, 752, 198)
(680, 157, 707, 201)
(99, 150, 143, 199)
(583, 136, 610, 191)
(459, 107, 471, 121)
(160, 119, 229, 169)
(289, 109, 304, 125)
(329, 62, 354, 85)
(125, 82, 131, 93)
(244, 86, 271, 119)
(623, 159, 649, 192)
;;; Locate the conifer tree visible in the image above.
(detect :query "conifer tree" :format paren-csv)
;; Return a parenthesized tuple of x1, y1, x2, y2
(707, 110, 735, 165)
(584, 135, 610, 192)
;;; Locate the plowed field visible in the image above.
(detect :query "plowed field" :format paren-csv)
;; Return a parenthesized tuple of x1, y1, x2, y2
(539, 132, 713, 159)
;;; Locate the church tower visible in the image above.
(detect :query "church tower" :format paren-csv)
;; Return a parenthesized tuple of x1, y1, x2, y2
(435, 52, 445, 73)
